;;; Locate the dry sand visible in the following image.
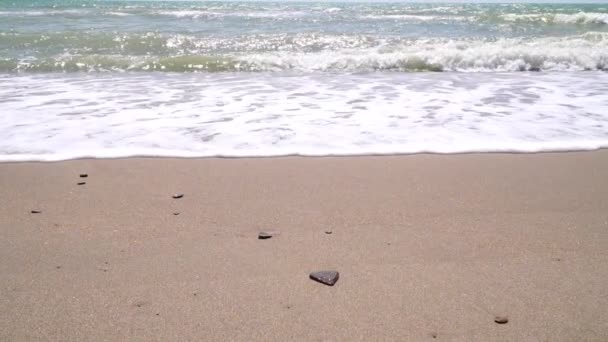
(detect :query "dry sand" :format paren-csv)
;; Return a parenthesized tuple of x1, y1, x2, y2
(1, 152, 608, 341)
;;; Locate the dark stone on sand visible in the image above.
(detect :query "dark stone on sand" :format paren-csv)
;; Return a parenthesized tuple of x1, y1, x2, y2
(31, 210, 41, 214)
(494, 316, 509, 324)
(173, 212, 180, 216)
(77, 182, 86, 185)
(56, 265, 61, 269)
(133, 300, 147, 308)
(430, 332, 438, 338)
(258, 231, 279, 239)
(172, 194, 184, 199)
(325, 231, 332, 234)
(79, 174, 88, 178)
(309, 270, 339, 286)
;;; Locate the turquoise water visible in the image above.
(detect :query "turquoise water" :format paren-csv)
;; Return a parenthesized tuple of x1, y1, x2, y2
(1, 1, 607, 72)
(1, 1, 608, 160)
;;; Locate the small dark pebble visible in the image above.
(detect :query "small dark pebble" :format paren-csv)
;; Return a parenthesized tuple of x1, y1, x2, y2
(173, 212, 180, 216)
(309, 270, 340, 286)
(325, 231, 332, 235)
(258, 231, 279, 239)
(56, 265, 61, 269)
(156, 313, 160, 316)
(172, 194, 184, 199)
(430, 332, 437, 339)
(77, 182, 86, 185)
(31, 210, 41, 214)
(134, 301, 147, 308)
(494, 316, 509, 324)
(79, 174, 88, 178)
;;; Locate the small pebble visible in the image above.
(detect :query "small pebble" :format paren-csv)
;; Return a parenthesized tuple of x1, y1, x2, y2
(325, 231, 332, 235)
(56, 265, 61, 269)
(258, 231, 280, 239)
(79, 174, 88, 178)
(31, 210, 41, 214)
(77, 182, 86, 185)
(173, 212, 180, 216)
(494, 316, 509, 324)
(309, 270, 339, 286)
(172, 194, 184, 199)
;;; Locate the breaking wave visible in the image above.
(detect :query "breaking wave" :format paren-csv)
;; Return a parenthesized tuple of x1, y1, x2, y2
(2, 34, 606, 73)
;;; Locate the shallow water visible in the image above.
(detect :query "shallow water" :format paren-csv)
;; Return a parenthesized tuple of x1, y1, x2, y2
(1, 1, 608, 160)
(1, 72, 607, 161)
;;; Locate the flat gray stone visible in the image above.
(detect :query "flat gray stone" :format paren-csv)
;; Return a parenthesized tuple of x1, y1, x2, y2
(309, 271, 339, 286)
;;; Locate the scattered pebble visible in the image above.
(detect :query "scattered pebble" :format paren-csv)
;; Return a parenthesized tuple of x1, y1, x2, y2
(309, 270, 339, 286)
(133, 301, 147, 308)
(172, 194, 184, 199)
(77, 182, 86, 185)
(79, 174, 88, 178)
(173, 212, 180, 216)
(258, 231, 280, 239)
(325, 231, 332, 235)
(494, 316, 509, 324)
(31, 210, 41, 214)
(430, 332, 438, 339)
(56, 265, 61, 269)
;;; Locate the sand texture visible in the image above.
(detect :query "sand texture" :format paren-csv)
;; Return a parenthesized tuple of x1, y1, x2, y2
(1, 152, 608, 341)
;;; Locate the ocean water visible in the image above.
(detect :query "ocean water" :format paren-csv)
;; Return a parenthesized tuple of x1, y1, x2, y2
(1, 1, 607, 160)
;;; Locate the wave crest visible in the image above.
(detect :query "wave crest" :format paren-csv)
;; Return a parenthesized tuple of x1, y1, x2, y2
(2, 34, 607, 73)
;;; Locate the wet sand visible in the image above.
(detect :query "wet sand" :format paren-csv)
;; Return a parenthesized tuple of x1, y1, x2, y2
(1, 152, 608, 341)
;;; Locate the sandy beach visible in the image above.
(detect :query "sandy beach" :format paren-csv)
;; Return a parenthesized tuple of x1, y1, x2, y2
(1, 151, 607, 341)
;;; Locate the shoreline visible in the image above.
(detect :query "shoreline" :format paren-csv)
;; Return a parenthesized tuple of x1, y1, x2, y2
(1, 151, 608, 340)
(2, 147, 608, 164)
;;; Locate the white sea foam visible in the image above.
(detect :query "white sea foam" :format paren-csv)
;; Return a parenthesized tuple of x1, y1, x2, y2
(0, 9, 89, 16)
(0, 72, 607, 161)
(106, 11, 132, 17)
(238, 34, 608, 72)
(156, 9, 308, 19)
(554, 12, 608, 24)
(502, 12, 608, 24)
(361, 14, 466, 21)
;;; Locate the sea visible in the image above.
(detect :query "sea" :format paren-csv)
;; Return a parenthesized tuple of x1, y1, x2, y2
(1, 0, 607, 161)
